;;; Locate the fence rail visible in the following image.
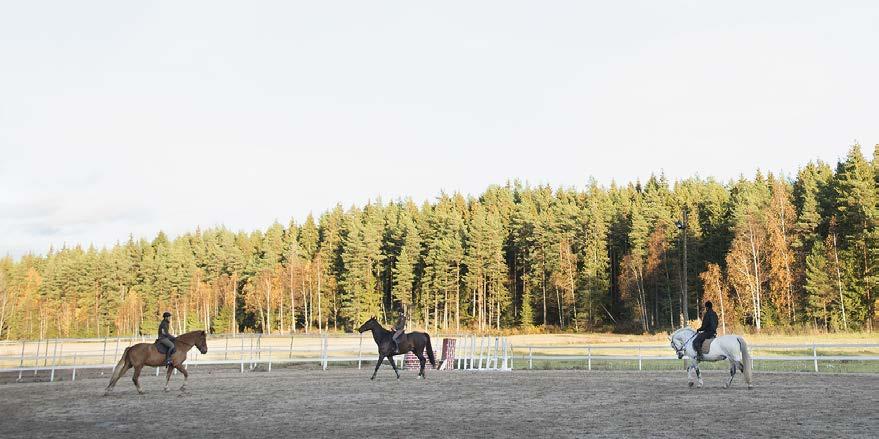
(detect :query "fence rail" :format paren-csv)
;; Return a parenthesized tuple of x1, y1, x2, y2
(516, 343, 879, 372)
(1, 335, 876, 382)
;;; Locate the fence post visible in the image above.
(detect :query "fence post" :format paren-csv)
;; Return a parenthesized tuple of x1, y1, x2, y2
(813, 344, 819, 373)
(528, 347, 533, 370)
(17, 341, 25, 382)
(113, 337, 120, 367)
(33, 339, 41, 377)
(72, 353, 77, 381)
(240, 337, 245, 373)
(268, 345, 272, 372)
(638, 347, 642, 371)
(249, 336, 255, 371)
(101, 337, 108, 374)
(588, 347, 592, 371)
(50, 339, 59, 382)
(224, 337, 229, 361)
(358, 333, 363, 369)
(289, 334, 294, 360)
(326, 333, 330, 370)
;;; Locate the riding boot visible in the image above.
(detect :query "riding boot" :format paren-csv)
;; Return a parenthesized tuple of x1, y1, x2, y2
(165, 348, 175, 366)
(393, 340, 400, 354)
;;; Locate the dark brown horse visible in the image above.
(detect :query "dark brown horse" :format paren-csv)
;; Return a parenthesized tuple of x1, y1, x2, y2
(103, 330, 208, 395)
(357, 317, 436, 380)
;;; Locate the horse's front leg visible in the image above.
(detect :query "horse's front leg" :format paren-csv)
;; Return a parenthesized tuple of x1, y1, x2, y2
(177, 364, 189, 391)
(371, 354, 385, 380)
(388, 355, 400, 379)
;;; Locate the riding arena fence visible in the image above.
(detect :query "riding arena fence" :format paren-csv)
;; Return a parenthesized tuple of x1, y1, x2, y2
(0, 333, 876, 383)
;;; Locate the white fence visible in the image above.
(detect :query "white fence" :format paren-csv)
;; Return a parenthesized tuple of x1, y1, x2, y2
(0, 334, 512, 382)
(1, 335, 876, 383)
(516, 343, 879, 372)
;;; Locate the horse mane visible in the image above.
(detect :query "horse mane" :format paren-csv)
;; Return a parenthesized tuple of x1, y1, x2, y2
(177, 330, 206, 342)
(368, 319, 393, 336)
(671, 327, 695, 338)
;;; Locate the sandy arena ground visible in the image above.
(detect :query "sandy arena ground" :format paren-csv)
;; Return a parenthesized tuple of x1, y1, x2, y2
(1, 366, 877, 438)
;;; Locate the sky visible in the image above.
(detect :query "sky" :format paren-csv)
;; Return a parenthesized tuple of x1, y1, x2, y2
(1, 1, 877, 258)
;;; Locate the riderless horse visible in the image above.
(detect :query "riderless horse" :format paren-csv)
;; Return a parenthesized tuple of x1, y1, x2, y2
(357, 317, 436, 380)
(669, 327, 753, 389)
(104, 330, 208, 395)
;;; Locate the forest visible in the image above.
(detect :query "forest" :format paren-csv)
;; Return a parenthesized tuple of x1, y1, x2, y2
(0, 144, 876, 340)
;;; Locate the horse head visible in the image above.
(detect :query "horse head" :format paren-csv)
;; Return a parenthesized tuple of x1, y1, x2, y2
(669, 327, 694, 359)
(357, 316, 377, 333)
(195, 330, 208, 354)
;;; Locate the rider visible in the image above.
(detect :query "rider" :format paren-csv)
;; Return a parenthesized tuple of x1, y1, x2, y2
(391, 308, 408, 354)
(693, 301, 718, 361)
(158, 311, 176, 366)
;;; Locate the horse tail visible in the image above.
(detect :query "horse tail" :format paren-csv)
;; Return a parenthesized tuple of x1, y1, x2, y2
(425, 334, 437, 369)
(110, 346, 131, 380)
(737, 336, 753, 387)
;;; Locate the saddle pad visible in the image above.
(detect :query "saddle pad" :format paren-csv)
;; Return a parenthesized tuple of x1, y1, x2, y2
(155, 339, 169, 354)
(702, 338, 715, 354)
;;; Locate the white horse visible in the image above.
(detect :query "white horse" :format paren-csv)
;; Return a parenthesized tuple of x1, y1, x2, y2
(669, 327, 753, 389)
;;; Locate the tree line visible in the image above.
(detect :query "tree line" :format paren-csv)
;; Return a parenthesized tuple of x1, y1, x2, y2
(0, 144, 876, 339)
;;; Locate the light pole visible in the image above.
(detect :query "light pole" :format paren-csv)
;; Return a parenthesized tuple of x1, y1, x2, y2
(675, 209, 689, 326)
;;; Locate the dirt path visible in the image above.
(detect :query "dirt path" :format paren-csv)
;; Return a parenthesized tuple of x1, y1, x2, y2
(1, 368, 876, 438)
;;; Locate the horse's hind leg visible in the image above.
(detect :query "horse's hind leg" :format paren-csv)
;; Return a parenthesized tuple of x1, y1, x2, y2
(695, 364, 703, 388)
(371, 354, 385, 380)
(725, 359, 737, 388)
(104, 363, 131, 395)
(416, 352, 427, 379)
(132, 366, 145, 394)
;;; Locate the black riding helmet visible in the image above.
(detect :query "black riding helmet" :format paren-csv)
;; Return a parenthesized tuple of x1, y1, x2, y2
(162, 311, 172, 318)
(705, 301, 713, 309)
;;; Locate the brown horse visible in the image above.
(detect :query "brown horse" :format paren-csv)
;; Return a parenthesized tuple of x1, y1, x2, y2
(103, 330, 208, 395)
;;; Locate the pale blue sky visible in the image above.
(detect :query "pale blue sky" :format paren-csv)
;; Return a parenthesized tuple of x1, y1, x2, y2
(1, 1, 876, 257)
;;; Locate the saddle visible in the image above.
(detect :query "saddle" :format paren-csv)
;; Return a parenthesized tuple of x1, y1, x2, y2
(154, 338, 174, 354)
(700, 338, 715, 354)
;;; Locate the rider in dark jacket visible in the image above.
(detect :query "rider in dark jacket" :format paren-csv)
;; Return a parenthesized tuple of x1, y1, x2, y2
(693, 302, 718, 360)
(158, 312, 176, 366)
(391, 309, 408, 354)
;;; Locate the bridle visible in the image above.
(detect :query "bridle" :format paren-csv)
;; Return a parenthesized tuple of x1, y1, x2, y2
(670, 330, 697, 359)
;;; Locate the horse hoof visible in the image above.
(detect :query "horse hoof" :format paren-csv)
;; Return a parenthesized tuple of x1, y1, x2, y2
(688, 382, 694, 388)
(748, 385, 754, 390)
